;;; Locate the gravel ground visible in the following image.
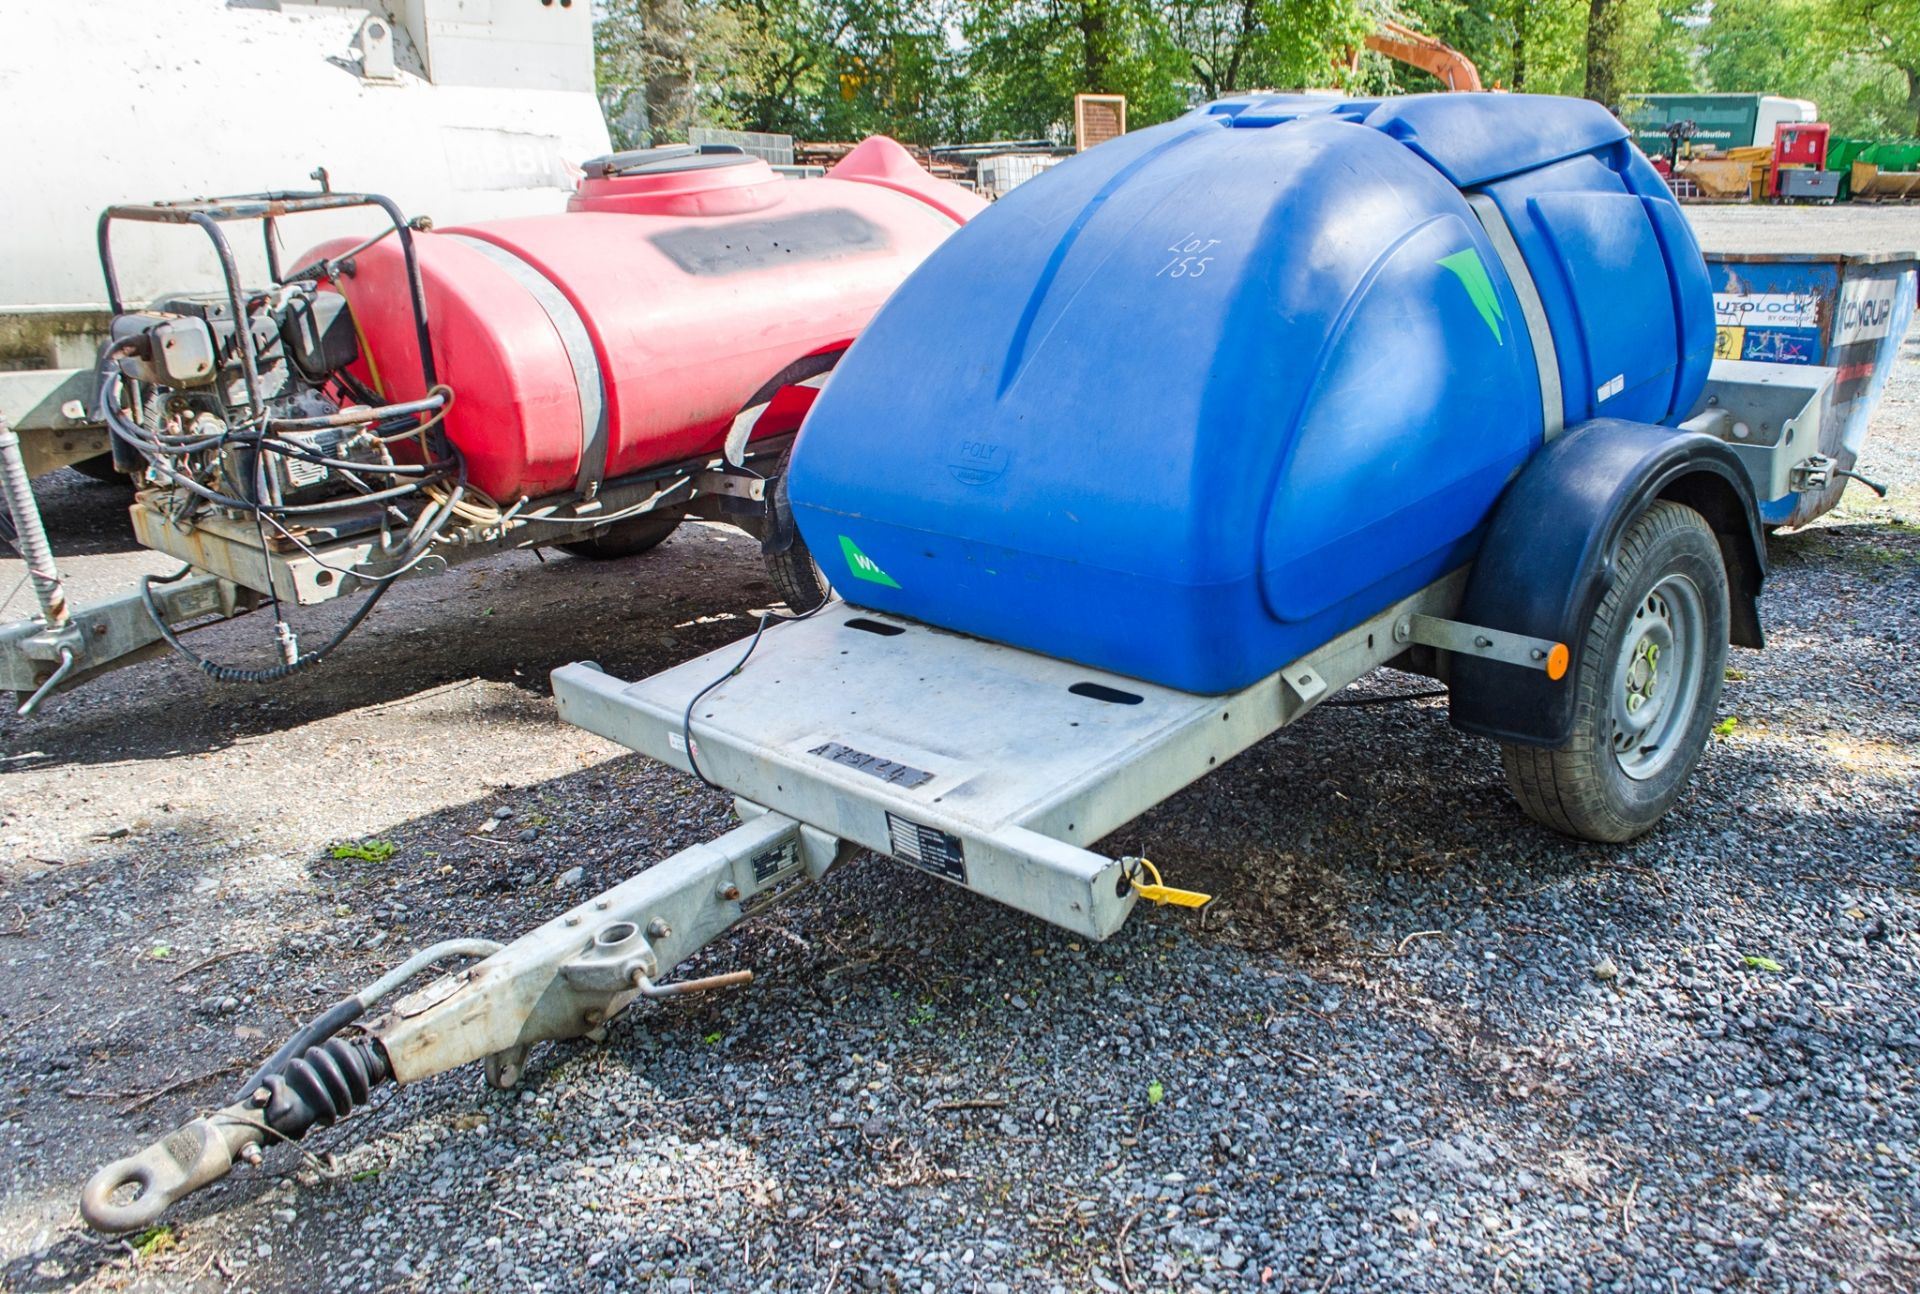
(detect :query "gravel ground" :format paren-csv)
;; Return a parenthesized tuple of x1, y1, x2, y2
(1681, 205, 1918, 257)
(2, 209, 1918, 1293)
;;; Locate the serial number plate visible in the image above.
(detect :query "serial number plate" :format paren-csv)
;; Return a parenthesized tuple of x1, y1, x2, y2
(811, 741, 933, 789)
(886, 813, 967, 884)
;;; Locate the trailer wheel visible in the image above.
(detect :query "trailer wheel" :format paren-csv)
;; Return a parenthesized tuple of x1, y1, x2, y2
(762, 448, 830, 613)
(1500, 500, 1728, 843)
(559, 511, 683, 560)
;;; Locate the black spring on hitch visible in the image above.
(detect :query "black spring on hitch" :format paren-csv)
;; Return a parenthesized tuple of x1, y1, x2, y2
(252, 1035, 392, 1141)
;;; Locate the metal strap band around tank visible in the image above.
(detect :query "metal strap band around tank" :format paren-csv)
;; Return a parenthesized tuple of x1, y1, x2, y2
(443, 234, 610, 499)
(1465, 192, 1564, 443)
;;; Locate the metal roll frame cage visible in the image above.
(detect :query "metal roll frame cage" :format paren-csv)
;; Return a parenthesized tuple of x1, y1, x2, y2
(95, 187, 441, 456)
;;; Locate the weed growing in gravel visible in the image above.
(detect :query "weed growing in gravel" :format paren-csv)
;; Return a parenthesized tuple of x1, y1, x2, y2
(130, 1226, 175, 1259)
(331, 839, 398, 863)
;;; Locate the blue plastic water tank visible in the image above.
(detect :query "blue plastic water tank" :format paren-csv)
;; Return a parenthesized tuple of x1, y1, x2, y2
(787, 93, 1716, 693)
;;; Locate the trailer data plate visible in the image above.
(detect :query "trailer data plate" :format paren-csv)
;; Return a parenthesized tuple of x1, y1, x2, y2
(750, 839, 800, 883)
(886, 813, 967, 883)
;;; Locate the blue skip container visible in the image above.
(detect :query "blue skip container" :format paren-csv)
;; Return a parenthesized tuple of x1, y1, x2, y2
(787, 93, 1717, 693)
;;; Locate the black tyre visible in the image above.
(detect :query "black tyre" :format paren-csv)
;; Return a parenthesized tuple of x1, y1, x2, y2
(762, 448, 831, 613)
(558, 510, 683, 560)
(1500, 500, 1729, 843)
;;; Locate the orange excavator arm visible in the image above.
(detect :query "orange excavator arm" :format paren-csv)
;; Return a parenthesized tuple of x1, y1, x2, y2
(1364, 19, 1484, 92)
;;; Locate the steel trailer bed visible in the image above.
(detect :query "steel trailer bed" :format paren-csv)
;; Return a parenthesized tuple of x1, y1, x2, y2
(551, 573, 1502, 939)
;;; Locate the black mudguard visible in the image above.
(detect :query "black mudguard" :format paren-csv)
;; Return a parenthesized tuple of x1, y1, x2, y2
(1450, 418, 1766, 750)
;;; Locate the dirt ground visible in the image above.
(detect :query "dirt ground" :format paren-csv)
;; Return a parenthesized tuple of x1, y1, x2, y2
(1, 203, 1916, 1292)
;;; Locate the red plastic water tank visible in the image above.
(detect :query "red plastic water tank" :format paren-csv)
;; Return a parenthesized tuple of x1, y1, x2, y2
(308, 138, 984, 502)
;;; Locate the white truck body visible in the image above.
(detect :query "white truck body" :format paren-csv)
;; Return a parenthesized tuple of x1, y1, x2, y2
(0, 0, 610, 469)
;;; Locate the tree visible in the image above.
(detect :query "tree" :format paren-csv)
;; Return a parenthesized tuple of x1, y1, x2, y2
(605, 0, 1920, 153)
(1583, 0, 1625, 104)
(595, 0, 759, 146)
(1386, 0, 1588, 96)
(1699, 0, 1915, 137)
(1164, 0, 1369, 100)
(1699, 0, 1819, 95)
(1824, 0, 1920, 133)
(962, 0, 1187, 140)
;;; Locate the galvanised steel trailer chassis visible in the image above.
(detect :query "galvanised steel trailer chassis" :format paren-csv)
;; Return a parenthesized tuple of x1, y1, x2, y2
(76, 352, 1857, 1232)
(79, 567, 1563, 1231)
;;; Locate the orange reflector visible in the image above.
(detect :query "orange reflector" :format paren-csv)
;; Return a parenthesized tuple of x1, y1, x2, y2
(1546, 642, 1570, 681)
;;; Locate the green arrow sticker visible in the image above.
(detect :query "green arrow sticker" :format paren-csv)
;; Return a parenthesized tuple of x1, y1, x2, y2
(1437, 248, 1506, 345)
(839, 534, 901, 588)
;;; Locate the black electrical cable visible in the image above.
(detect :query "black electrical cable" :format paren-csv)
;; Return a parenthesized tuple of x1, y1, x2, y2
(257, 483, 464, 586)
(250, 448, 287, 628)
(257, 439, 454, 476)
(137, 442, 466, 682)
(99, 359, 456, 514)
(681, 598, 833, 790)
(333, 368, 384, 408)
(231, 997, 365, 1104)
(96, 286, 464, 684)
(140, 562, 394, 683)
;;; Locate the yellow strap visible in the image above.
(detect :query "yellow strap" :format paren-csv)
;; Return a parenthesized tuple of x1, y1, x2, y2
(1131, 858, 1213, 909)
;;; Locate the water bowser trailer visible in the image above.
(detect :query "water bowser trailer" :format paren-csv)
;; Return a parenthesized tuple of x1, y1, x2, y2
(80, 93, 1904, 1232)
(0, 139, 985, 710)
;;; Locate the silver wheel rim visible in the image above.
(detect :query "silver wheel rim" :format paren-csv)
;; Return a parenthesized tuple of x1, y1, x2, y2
(1608, 573, 1704, 782)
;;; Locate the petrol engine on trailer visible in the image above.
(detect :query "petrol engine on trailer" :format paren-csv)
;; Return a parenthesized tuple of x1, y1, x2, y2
(109, 287, 431, 509)
(110, 287, 383, 506)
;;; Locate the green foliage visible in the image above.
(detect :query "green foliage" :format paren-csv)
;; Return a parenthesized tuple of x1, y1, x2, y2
(131, 1225, 177, 1258)
(1652, 0, 1917, 135)
(592, 0, 1920, 147)
(1167, 0, 1375, 100)
(964, 0, 1188, 138)
(1742, 954, 1784, 972)
(1822, 0, 1920, 134)
(330, 840, 397, 863)
(1146, 1078, 1166, 1104)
